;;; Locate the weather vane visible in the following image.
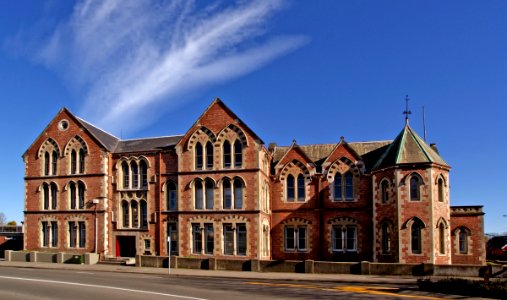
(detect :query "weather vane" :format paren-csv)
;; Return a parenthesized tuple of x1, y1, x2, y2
(403, 95, 412, 124)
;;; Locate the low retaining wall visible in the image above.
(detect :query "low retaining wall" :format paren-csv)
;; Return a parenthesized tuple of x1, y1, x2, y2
(4, 250, 98, 265)
(135, 255, 492, 277)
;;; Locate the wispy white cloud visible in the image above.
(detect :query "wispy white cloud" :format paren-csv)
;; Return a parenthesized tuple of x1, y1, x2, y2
(31, 0, 308, 134)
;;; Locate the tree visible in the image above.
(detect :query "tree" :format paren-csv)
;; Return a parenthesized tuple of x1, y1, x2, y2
(0, 212, 6, 225)
(7, 221, 16, 226)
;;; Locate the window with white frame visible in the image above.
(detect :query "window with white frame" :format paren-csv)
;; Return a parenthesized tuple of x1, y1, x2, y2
(41, 221, 50, 247)
(333, 172, 354, 201)
(120, 159, 149, 190)
(222, 178, 244, 209)
(191, 223, 214, 255)
(121, 199, 148, 229)
(332, 225, 357, 252)
(42, 182, 58, 210)
(223, 139, 243, 169)
(68, 221, 86, 248)
(286, 174, 306, 202)
(66, 136, 87, 175)
(457, 227, 470, 254)
(284, 225, 307, 252)
(223, 223, 247, 256)
(40, 138, 60, 176)
(194, 179, 214, 210)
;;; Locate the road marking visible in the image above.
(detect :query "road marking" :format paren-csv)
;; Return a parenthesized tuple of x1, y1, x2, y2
(0, 275, 207, 300)
(245, 282, 442, 300)
(75, 272, 95, 275)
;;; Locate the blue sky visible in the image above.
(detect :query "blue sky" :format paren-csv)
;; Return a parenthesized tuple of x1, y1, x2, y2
(1, 0, 506, 234)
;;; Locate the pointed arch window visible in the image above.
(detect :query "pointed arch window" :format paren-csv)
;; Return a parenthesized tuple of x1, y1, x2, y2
(234, 140, 242, 168)
(195, 143, 203, 170)
(166, 181, 177, 211)
(78, 148, 85, 174)
(411, 219, 424, 254)
(287, 174, 295, 201)
(297, 174, 305, 202)
(195, 181, 203, 209)
(381, 180, 390, 203)
(43, 183, 50, 210)
(122, 162, 130, 189)
(50, 183, 58, 209)
(223, 141, 231, 168)
(206, 142, 213, 169)
(140, 200, 148, 228)
(122, 200, 129, 227)
(140, 160, 148, 188)
(439, 222, 446, 254)
(223, 179, 232, 209)
(44, 152, 50, 176)
(233, 179, 243, 209)
(205, 180, 214, 209)
(131, 162, 139, 189)
(381, 222, 391, 254)
(78, 181, 85, 209)
(52, 151, 58, 175)
(458, 228, 469, 254)
(69, 182, 76, 209)
(410, 175, 421, 201)
(334, 173, 342, 201)
(131, 201, 139, 228)
(70, 150, 77, 175)
(437, 178, 444, 202)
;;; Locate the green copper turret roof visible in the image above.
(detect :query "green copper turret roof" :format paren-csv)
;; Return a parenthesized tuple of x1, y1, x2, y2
(373, 122, 449, 170)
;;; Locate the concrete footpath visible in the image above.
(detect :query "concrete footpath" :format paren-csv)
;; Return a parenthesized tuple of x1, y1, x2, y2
(0, 260, 418, 285)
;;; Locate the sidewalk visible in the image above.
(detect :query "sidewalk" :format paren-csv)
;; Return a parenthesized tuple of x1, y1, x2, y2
(0, 260, 418, 285)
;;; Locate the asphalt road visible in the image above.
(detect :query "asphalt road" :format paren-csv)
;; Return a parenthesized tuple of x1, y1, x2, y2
(0, 267, 455, 299)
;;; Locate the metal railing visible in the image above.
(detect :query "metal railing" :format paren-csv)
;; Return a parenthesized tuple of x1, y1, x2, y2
(0, 226, 23, 233)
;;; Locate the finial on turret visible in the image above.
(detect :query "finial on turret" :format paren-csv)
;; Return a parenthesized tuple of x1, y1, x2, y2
(403, 95, 412, 124)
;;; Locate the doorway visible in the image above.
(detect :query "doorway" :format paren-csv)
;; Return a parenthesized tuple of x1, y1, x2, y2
(116, 236, 136, 257)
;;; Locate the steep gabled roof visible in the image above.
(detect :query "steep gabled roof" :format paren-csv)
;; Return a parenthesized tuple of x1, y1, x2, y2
(321, 137, 362, 167)
(373, 123, 449, 170)
(74, 117, 120, 152)
(114, 135, 183, 153)
(178, 98, 264, 148)
(273, 140, 315, 169)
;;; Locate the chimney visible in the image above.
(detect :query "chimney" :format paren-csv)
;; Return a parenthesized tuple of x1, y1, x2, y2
(430, 143, 439, 154)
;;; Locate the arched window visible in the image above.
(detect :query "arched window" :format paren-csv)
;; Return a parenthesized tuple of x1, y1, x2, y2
(223, 179, 231, 209)
(69, 182, 76, 209)
(334, 173, 342, 201)
(381, 222, 391, 254)
(166, 181, 177, 210)
(234, 140, 242, 168)
(223, 141, 231, 168)
(78, 148, 85, 174)
(140, 160, 148, 188)
(195, 142, 203, 170)
(140, 200, 148, 228)
(458, 228, 469, 254)
(437, 178, 444, 202)
(345, 172, 353, 199)
(70, 149, 77, 174)
(131, 162, 139, 188)
(122, 200, 129, 227)
(195, 181, 203, 209)
(381, 180, 389, 203)
(122, 162, 130, 189)
(44, 152, 50, 176)
(410, 175, 421, 201)
(78, 181, 85, 209)
(52, 151, 58, 175)
(297, 174, 305, 201)
(206, 142, 213, 169)
(131, 201, 139, 227)
(50, 183, 58, 209)
(411, 219, 424, 254)
(205, 180, 214, 209)
(233, 179, 243, 209)
(287, 174, 295, 201)
(439, 222, 446, 254)
(43, 183, 50, 210)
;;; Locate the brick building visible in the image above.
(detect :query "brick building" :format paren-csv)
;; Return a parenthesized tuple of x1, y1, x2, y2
(22, 98, 485, 265)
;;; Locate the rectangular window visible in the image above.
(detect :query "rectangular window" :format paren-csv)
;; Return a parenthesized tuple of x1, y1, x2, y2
(345, 175, 354, 200)
(297, 226, 307, 251)
(42, 222, 49, 247)
(168, 190, 177, 210)
(51, 221, 58, 247)
(236, 224, 247, 256)
(459, 231, 468, 254)
(332, 226, 357, 252)
(204, 224, 214, 255)
(192, 224, 202, 254)
(144, 239, 151, 254)
(346, 226, 357, 251)
(69, 222, 77, 248)
(285, 225, 307, 251)
(332, 226, 343, 251)
(285, 226, 295, 251)
(223, 224, 234, 255)
(167, 223, 178, 255)
(78, 222, 86, 248)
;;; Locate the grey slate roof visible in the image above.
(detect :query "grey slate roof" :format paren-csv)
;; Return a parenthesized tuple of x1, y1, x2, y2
(271, 141, 392, 171)
(373, 123, 449, 170)
(114, 136, 183, 153)
(75, 117, 120, 152)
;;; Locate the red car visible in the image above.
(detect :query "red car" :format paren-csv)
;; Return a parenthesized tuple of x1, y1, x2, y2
(487, 236, 507, 261)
